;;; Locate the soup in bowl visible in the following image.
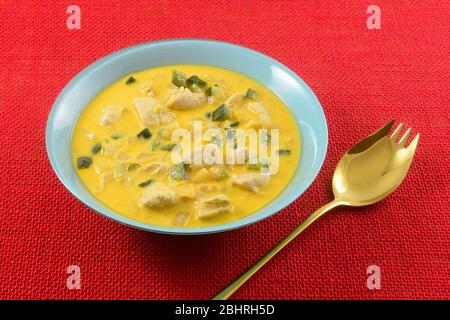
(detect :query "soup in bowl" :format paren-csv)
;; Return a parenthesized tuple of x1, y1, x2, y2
(72, 64, 300, 228)
(46, 40, 327, 234)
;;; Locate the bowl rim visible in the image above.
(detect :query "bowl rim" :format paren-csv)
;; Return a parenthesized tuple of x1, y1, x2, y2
(46, 38, 328, 235)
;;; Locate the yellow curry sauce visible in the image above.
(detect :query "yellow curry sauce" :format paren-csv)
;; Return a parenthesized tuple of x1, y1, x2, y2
(72, 65, 300, 228)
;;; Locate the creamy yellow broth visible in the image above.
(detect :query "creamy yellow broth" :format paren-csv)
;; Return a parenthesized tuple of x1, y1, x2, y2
(72, 65, 300, 228)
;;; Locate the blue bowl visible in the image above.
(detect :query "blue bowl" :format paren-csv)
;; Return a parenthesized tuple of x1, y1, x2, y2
(46, 39, 328, 235)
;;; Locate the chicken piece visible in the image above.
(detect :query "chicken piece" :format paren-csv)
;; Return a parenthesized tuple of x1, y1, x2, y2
(134, 97, 177, 128)
(243, 119, 262, 130)
(231, 173, 269, 192)
(99, 105, 124, 127)
(248, 102, 267, 114)
(166, 87, 206, 110)
(196, 183, 219, 194)
(173, 211, 190, 227)
(114, 151, 131, 161)
(113, 162, 129, 179)
(137, 162, 169, 175)
(225, 94, 244, 108)
(175, 184, 196, 200)
(134, 97, 159, 109)
(259, 115, 272, 128)
(139, 182, 179, 208)
(157, 121, 180, 139)
(140, 83, 155, 96)
(93, 159, 112, 174)
(248, 102, 273, 128)
(209, 167, 228, 180)
(94, 172, 114, 193)
(135, 153, 153, 164)
(195, 194, 233, 219)
(159, 111, 176, 125)
(192, 168, 213, 183)
(133, 97, 161, 128)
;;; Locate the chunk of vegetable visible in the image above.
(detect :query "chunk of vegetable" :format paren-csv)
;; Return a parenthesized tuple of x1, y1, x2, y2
(187, 75, 206, 87)
(195, 194, 233, 219)
(189, 83, 203, 93)
(160, 143, 177, 151)
(211, 104, 231, 121)
(245, 88, 257, 99)
(150, 141, 161, 151)
(205, 85, 226, 103)
(137, 128, 152, 139)
(138, 179, 154, 188)
(278, 149, 292, 155)
(247, 162, 269, 170)
(139, 182, 179, 207)
(111, 133, 123, 140)
(77, 156, 92, 169)
(91, 143, 102, 155)
(232, 173, 269, 192)
(125, 76, 136, 85)
(128, 163, 141, 171)
(204, 85, 218, 97)
(169, 163, 187, 180)
(172, 70, 187, 87)
(230, 121, 240, 127)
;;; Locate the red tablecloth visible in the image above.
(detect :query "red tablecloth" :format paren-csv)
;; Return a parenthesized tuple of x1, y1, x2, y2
(0, 0, 448, 300)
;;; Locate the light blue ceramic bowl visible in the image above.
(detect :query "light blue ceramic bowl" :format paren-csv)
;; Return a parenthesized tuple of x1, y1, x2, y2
(46, 39, 328, 235)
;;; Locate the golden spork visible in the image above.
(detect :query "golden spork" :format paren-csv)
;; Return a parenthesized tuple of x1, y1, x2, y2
(213, 119, 420, 300)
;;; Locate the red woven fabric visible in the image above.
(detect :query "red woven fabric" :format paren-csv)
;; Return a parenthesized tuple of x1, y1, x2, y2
(0, 0, 448, 300)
